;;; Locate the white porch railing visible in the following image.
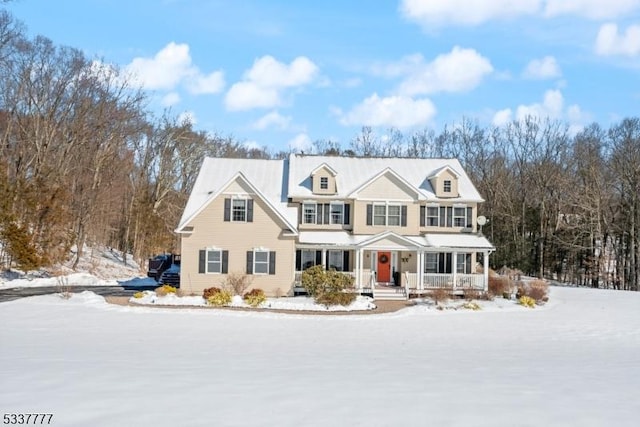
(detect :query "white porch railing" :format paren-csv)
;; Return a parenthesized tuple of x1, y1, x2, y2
(403, 272, 418, 289)
(455, 274, 484, 290)
(422, 273, 453, 289)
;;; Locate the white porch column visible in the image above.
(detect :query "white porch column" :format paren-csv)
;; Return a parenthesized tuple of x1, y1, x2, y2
(452, 251, 458, 289)
(483, 250, 490, 292)
(321, 249, 327, 269)
(418, 251, 424, 291)
(355, 248, 361, 290)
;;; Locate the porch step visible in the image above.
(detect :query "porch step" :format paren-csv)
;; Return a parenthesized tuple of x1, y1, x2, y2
(372, 287, 407, 301)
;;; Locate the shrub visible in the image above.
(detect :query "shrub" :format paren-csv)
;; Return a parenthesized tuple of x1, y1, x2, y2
(207, 289, 232, 306)
(462, 301, 482, 311)
(243, 288, 267, 307)
(203, 287, 222, 300)
(133, 291, 144, 299)
(527, 280, 549, 302)
(223, 272, 253, 295)
(155, 284, 177, 296)
(463, 288, 482, 301)
(429, 287, 450, 305)
(488, 276, 512, 297)
(518, 295, 536, 308)
(301, 265, 355, 307)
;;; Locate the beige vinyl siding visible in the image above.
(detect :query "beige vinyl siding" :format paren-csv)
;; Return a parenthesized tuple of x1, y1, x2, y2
(180, 181, 295, 297)
(352, 200, 421, 235)
(311, 168, 336, 194)
(430, 169, 460, 198)
(357, 173, 416, 200)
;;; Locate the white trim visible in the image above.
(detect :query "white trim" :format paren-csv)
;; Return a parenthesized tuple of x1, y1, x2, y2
(253, 249, 270, 275)
(311, 162, 338, 176)
(205, 249, 222, 274)
(348, 167, 426, 200)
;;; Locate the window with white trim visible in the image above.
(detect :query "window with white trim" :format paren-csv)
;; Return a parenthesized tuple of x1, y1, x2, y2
(453, 206, 466, 227)
(373, 203, 401, 226)
(232, 198, 247, 222)
(303, 203, 317, 224)
(206, 249, 222, 274)
(320, 177, 329, 190)
(426, 206, 439, 226)
(301, 250, 317, 270)
(443, 180, 452, 193)
(456, 253, 470, 274)
(253, 250, 269, 274)
(330, 202, 344, 224)
(387, 205, 401, 226)
(373, 205, 386, 225)
(424, 253, 438, 273)
(328, 250, 344, 271)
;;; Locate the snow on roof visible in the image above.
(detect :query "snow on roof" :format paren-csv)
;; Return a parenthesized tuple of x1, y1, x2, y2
(424, 233, 495, 250)
(177, 157, 297, 231)
(288, 154, 483, 201)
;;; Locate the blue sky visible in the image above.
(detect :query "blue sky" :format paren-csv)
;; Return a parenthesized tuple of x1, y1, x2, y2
(9, 0, 640, 152)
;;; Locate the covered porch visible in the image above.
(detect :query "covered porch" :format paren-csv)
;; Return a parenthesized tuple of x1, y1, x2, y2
(294, 231, 494, 300)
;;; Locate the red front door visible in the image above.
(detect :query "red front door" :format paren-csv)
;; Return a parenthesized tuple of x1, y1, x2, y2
(377, 252, 391, 282)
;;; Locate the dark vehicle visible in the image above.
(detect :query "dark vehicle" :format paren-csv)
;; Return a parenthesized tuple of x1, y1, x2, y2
(147, 254, 181, 283)
(158, 264, 180, 287)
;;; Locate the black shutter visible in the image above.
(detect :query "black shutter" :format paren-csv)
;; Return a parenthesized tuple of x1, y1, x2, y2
(438, 253, 444, 274)
(420, 206, 426, 227)
(296, 250, 301, 271)
(446, 253, 452, 273)
(401, 205, 407, 227)
(269, 251, 276, 275)
(366, 204, 373, 225)
(446, 207, 453, 227)
(343, 251, 350, 271)
(246, 251, 253, 274)
(466, 207, 472, 228)
(466, 253, 472, 274)
(439, 207, 446, 227)
(344, 204, 350, 225)
(317, 204, 323, 224)
(224, 198, 231, 221)
(315, 250, 322, 266)
(221, 250, 229, 274)
(247, 200, 254, 222)
(324, 204, 330, 224)
(198, 250, 206, 273)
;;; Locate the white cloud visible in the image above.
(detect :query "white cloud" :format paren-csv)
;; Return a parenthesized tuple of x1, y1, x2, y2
(126, 42, 225, 94)
(178, 111, 197, 125)
(491, 89, 589, 133)
(522, 56, 561, 79)
(288, 133, 313, 152)
(400, 0, 541, 26)
(595, 23, 640, 57)
(338, 93, 436, 129)
(396, 47, 493, 96)
(244, 140, 262, 151)
(400, 0, 640, 26)
(251, 111, 292, 130)
(225, 56, 319, 111)
(161, 92, 181, 107)
(544, 0, 640, 19)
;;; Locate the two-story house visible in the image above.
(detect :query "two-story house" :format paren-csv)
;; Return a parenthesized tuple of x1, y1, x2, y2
(175, 154, 494, 300)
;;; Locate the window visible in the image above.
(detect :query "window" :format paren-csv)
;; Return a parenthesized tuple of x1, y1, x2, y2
(373, 205, 386, 225)
(443, 180, 452, 193)
(303, 203, 317, 224)
(453, 207, 466, 227)
(254, 250, 269, 274)
(387, 205, 401, 226)
(206, 249, 222, 273)
(424, 253, 438, 273)
(328, 250, 344, 271)
(330, 202, 344, 224)
(320, 177, 329, 190)
(232, 199, 247, 222)
(456, 253, 471, 274)
(301, 250, 317, 270)
(426, 206, 439, 226)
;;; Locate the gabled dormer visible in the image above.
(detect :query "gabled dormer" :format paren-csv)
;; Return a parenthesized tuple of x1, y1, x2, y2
(428, 166, 460, 198)
(310, 163, 338, 195)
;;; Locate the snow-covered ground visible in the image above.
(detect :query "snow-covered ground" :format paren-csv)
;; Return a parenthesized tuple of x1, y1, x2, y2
(1, 286, 639, 426)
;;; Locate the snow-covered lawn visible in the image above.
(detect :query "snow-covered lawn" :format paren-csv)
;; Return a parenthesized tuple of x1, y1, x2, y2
(1, 286, 639, 426)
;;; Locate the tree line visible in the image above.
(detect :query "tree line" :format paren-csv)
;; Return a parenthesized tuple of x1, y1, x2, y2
(1, 9, 638, 290)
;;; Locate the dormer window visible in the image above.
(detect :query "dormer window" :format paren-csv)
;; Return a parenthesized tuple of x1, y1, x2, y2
(320, 177, 329, 190)
(232, 199, 247, 222)
(443, 180, 452, 193)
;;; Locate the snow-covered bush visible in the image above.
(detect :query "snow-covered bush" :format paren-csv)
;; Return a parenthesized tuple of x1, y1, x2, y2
(243, 288, 266, 307)
(516, 280, 548, 303)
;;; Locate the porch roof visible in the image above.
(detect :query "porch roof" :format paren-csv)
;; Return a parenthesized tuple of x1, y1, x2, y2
(298, 231, 494, 251)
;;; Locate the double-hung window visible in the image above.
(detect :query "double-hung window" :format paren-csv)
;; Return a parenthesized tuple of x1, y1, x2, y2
(206, 249, 222, 274)
(426, 206, 439, 226)
(373, 205, 386, 225)
(232, 198, 247, 222)
(330, 202, 344, 225)
(443, 180, 452, 193)
(387, 205, 401, 226)
(456, 253, 471, 274)
(453, 206, 466, 227)
(303, 202, 317, 224)
(253, 250, 269, 274)
(373, 204, 401, 226)
(424, 253, 438, 273)
(320, 177, 329, 190)
(327, 250, 344, 271)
